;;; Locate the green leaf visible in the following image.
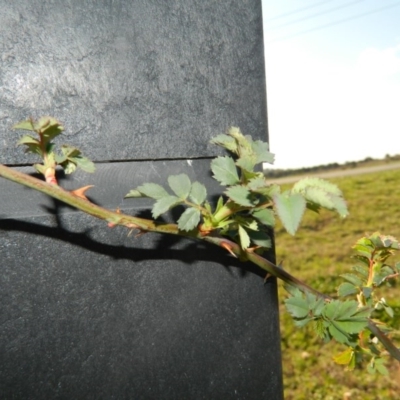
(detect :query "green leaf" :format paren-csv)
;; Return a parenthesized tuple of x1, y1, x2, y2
(210, 134, 238, 153)
(17, 135, 40, 146)
(337, 282, 359, 297)
(62, 160, 77, 174)
(285, 296, 310, 319)
(22, 144, 43, 156)
(374, 265, 396, 286)
(362, 287, 373, 299)
(292, 177, 348, 217)
(351, 264, 369, 277)
(251, 208, 275, 227)
(273, 192, 306, 235)
(247, 176, 267, 191)
(215, 196, 225, 213)
(178, 207, 201, 231)
(152, 195, 181, 219)
(333, 348, 355, 369)
(210, 156, 240, 186)
(34, 116, 62, 132)
(236, 156, 256, 172)
(383, 305, 394, 318)
(204, 201, 212, 214)
(13, 119, 35, 131)
(251, 140, 274, 164)
(136, 183, 169, 199)
(303, 187, 348, 217)
(340, 273, 363, 287)
(247, 230, 271, 248)
(251, 183, 281, 198)
(35, 117, 64, 144)
(168, 174, 191, 199)
(283, 284, 303, 298)
(54, 145, 95, 174)
(73, 155, 96, 173)
(293, 177, 343, 195)
(125, 189, 143, 198)
(312, 298, 326, 316)
(238, 225, 250, 249)
(323, 300, 369, 344)
(294, 317, 313, 327)
(225, 185, 254, 207)
(242, 169, 263, 182)
(313, 319, 327, 339)
(189, 181, 207, 205)
(375, 358, 389, 376)
(226, 127, 274, 171)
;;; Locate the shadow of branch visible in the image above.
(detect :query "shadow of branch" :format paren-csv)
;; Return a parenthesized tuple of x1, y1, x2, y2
(0, 199, 269, 280)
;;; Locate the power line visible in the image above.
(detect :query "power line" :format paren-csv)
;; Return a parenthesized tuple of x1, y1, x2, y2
(265, 2, 400, 44)
(264, 0, 335, 22)
(266, 0, 366, 31)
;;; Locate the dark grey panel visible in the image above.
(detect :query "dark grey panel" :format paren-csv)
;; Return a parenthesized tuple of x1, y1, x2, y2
(1, 1, 282, 398)
(0, 0, 267, 164)
(0, 160, 283, 400)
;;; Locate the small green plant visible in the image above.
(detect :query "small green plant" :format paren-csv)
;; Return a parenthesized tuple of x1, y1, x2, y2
(0, 116, 399, 375)
(285, 232, 400, 374)
(13, 116, 94, 184)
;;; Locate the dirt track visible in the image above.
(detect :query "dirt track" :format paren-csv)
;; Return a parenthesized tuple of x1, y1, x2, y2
(267, 162, 400, 184)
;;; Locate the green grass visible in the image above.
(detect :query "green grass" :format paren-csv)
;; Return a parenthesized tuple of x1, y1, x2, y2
(275, 168, 400, 400)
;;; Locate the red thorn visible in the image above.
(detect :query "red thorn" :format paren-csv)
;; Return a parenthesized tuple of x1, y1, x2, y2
(134, 230, 147, 238)
(220, 241, 237, 258)
(71, 185, 94, 199)
(264, 273, 272, 283)
(246, 246, 261, 253)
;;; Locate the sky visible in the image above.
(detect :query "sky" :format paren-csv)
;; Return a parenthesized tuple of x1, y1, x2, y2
(261, 0, 400, 169)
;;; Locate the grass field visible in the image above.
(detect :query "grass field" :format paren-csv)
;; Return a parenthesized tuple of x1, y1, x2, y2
(274, 167, 400, 399)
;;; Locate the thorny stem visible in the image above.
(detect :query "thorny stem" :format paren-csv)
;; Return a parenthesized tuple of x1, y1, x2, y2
(1, 163, 399, 362)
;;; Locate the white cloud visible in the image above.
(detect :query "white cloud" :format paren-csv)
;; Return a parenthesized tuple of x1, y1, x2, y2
(265, 43, 400, 169)
(355, 45, 400, 79)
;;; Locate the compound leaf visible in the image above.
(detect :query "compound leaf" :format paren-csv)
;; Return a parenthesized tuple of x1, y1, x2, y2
(238, 224, 250, 249)
(13, 119, 35, 131)
(73, 155, 96, 173)
(375, 358, 389, 376)
(251, 140, 275, 164)
(136, 183, 169, 199)
(178, 207, 201, 231)
(323, 300, 369, 344)
(247, 176, 267, 191)
(17, 135, 40, 146)
(292, 178, 348, 217)
(125, 189, 143, 198)
(273, 192, 306, 235)
(210, 134, 238, 153)
(293, 177, 342, 195)
(340, 273, 363, 287)
(168, 174, 191, 199)
(152, 195, 181, 219)
(189, 181, 207, 205)
(247, 230, 271, 248)
(211, 156, 240, 186)
(333, 348, 356, 369)
(225, 185, 254, 207)
(337, 282, 359, 297)
(251, 208, 275, 227)
(285, 296, 310, 319)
